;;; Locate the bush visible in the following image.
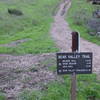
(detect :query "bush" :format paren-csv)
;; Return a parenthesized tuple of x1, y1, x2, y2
(8, 9, 23, 16)
(72, 9, 90, 26)
(87, 18, 100, 36)
(93, 9, 100, 18)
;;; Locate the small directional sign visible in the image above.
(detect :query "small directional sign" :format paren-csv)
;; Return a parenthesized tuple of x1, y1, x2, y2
(57, 52, 93, 75)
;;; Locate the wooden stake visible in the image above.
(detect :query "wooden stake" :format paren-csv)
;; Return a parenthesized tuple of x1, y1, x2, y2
(71, 72, 76, 100)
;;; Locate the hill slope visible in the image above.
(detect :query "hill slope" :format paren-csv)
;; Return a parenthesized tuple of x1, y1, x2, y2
(0, 0, 60, 54)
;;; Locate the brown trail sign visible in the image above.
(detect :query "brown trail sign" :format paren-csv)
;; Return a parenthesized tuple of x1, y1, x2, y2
(57, 52, 92, 74)
(56, 32, 93, 100)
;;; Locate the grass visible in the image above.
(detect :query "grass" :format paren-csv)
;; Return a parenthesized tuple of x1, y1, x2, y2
(66, 0, 100, 45)
(66, 1, 100, 98)
(0, 0, 60, 54)
(40, 57, 57, 72)
(32, 57, 100, 100)
(0, 93, 6, 100)
(17, 58, 100, 100)
(0, 0, 100, 100)
(18, 74, 100, 100)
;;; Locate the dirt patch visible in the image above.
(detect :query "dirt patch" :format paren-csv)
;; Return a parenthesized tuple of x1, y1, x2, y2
(0, 38, 32, 47)
(0, 53, 60, 99)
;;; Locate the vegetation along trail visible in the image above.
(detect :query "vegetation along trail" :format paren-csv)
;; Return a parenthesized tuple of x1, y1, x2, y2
(0, 0, 100, 99)
(50, 0, 100, 77)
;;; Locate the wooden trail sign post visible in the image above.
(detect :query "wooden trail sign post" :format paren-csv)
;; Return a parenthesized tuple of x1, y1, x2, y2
(71, 32, 79, 100)
(71, 32, 78, 100)
(57, 32, 93, 100)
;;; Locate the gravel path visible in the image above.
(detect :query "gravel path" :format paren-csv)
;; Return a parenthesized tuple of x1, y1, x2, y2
(50, 0, 100, 76)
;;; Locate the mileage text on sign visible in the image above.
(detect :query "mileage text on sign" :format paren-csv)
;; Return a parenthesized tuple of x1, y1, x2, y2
(57, 52, 93, 75)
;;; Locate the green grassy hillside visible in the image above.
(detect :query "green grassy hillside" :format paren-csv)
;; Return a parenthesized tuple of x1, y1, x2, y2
(67, 0, 100, 45)
(0, 0, 60, 54)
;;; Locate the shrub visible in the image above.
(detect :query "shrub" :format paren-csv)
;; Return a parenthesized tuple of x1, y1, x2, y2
(93, 9, 100, 18)
(72, 9, 90, 26)
(87, 18, 100, 36)
(8, 9, 23, 16)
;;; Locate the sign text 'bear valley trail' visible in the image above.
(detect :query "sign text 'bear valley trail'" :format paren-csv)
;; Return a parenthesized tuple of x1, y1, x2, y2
(57, 52, 93, 75)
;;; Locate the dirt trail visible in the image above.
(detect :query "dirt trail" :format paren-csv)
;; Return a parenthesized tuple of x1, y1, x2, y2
(0, 0, 100, 99)
(51, 0, 72, 52)
(50, 0, 100, 76)
(0, 53, 58, 99)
